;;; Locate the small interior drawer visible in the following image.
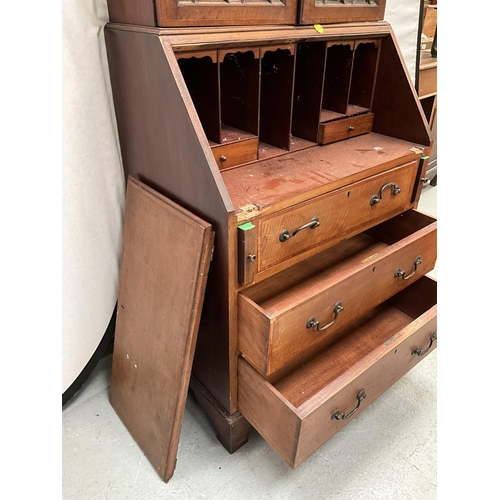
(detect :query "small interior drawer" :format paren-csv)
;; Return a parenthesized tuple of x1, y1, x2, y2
(211, 138, 258, 170)
(238, 276, 437, 469)
(256, 160, 419, 272)
(318, 113, 374, 145)
(238, 209, 437, 376)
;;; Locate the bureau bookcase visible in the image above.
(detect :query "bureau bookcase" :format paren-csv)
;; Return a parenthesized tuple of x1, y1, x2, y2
(105, 2, 436, 481)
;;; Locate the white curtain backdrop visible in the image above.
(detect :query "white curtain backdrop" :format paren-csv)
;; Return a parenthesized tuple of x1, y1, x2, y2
(385, 0, 421, 85)
(62, 0, 125, 393)
(61, 0, 421, 394)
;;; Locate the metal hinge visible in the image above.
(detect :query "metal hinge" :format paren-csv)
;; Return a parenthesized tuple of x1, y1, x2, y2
(210, 245, 215, 261)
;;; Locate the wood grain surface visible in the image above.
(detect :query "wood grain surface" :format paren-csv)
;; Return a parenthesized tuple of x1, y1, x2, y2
(109, 178, 214, 483)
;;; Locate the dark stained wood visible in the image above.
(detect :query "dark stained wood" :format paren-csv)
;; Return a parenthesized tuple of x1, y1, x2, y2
(372, 30, 432, 147)
(322, 43, 353, 115)
(220, 50, 260, 137)
(292, 41, 327, 143)
(109, 178, 214, 483)
(349, 40, 380, 110)
(238, 210, 436, 375)
(104, 27, 236, 416)
(318, 112, 374, 145)
(259, 47, 295, 151)
(106, 0, 156, 26)
(177, 55, 221, 144)
(190, 377, 252, 454)
(299, 0, 387, 25)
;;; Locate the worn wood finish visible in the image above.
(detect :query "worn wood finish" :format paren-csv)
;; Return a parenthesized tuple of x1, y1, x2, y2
(106, 0, 298, 27)
(318, 112, 374, 144)
(257, 160, 419, 271)
(223, 133, 425, 218)
(238, 210, 436, 376)
(299, 0, 387, 26)
(109, 178, 214, 483)
(238, 276, 437, 468)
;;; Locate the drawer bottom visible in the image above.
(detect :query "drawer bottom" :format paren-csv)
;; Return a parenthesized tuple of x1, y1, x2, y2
(238, 277, 437, 468)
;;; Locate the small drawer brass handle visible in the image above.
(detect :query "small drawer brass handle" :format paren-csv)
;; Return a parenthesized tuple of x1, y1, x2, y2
(348, 125, 354, 132)
(279, 216, 320, 242)
(331, 389, 366, 421)
(370, 182, 401, 206)
(306, 301, 344, 332)
(395, 256, 422, 280)
(220, 155, 227, 162)
(412, 332, 437, 356)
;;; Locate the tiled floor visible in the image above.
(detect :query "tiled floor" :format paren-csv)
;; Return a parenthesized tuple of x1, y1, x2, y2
(62, 185, 437, 500)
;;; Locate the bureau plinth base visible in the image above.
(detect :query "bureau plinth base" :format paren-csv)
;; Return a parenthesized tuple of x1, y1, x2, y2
(190, 377, 252, 454)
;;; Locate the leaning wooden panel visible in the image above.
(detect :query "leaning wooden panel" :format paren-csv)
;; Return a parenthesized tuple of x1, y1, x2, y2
(109, 177, 214, 483)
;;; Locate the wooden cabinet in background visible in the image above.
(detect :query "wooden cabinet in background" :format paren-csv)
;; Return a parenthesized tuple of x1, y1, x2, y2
(105, 19, 436, 478)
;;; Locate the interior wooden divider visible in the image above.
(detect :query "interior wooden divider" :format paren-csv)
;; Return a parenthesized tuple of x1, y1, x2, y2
(292, 41, 327, 143)
(321, 41, 354, 121)
(259, 45, 296, 157)
(177, 52, 221, 144)
(349, 39, 380, 113)
(219, 49, 260, 143)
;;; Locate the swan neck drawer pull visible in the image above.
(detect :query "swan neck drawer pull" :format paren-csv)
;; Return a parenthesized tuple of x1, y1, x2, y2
(306, 301, 344, 331)
(370, 182, 401, 205)
(331, 389, 367, 421)
(279, 216, 320, 242)
(412, 332, 437, 356)
(395, 256, 422, 280)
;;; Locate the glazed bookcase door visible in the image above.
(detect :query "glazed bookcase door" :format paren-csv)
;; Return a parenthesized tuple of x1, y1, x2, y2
(157, 0, 298, 27)
(299, 0, 386, 25)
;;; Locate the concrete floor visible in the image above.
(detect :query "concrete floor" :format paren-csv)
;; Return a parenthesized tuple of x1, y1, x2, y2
(62, 185, 437, 500)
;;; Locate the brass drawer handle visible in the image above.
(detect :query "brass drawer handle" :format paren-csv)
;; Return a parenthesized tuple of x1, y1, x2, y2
(306, 301, 344, 331)
(370, 182, 401, 205)
(220, 155, 227, 162)
(279, 216, 320, 242)
(331, 389, 366, 421)
(412, 332, 437, 356)
(395, 256, 422, 280)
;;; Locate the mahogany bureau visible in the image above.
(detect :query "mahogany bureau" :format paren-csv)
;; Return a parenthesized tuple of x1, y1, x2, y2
(105, 0, 436, 482)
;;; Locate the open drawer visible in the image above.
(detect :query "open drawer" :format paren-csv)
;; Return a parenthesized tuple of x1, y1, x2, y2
(238, 210, 437, 377)
(238, 276, 437, 469)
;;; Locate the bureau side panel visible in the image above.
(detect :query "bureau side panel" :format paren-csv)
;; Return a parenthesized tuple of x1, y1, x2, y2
(372, 29, 432, 149)
(105, 28, 235, 412)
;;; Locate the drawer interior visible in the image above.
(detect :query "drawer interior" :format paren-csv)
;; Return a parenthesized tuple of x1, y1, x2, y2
(238, 276, 437, 467)
(273, 277, 437, 398)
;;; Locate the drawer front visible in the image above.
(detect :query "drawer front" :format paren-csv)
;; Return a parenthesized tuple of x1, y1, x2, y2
(238, 277, 437, 468)
(211, 138, 258, 170)
(238, 210, 437, 376)
(258, 160, 419, 271)
(318, 113, 374, 145)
